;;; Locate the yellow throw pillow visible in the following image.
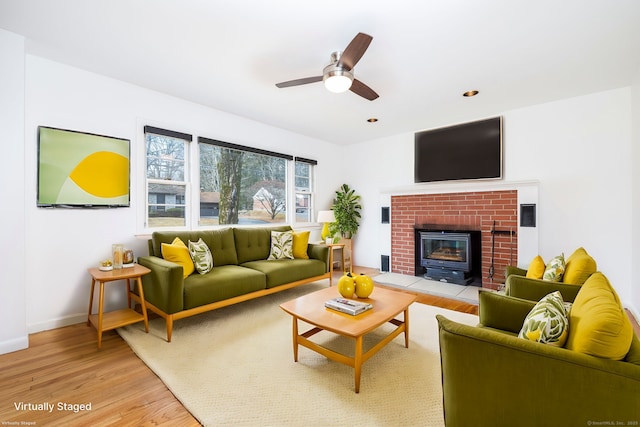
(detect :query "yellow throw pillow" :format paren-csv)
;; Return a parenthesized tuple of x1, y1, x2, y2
(562, 247, 597, 285)
(525, 255, 546, 279)
(566, 272, 633, 360)
(161, 237, 195, 278)
(292, 231, 310, 259)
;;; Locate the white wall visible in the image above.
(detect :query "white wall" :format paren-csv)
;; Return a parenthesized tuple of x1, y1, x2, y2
(19, 56, 343, 337)
(0, 29, 28, 354)
(632, 69, 640, 321)
(345, 88, 638, 316)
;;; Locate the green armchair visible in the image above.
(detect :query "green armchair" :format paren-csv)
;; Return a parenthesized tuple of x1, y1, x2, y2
(437, 290, 640, 427)
(505, 272, 583, 302)
(505, 247, 597, 303)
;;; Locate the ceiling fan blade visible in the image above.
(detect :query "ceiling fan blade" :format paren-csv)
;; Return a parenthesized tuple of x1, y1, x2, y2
(350, 79, 379, 101)
(337, 32, 373, 71)
(275, 76, 323, 88)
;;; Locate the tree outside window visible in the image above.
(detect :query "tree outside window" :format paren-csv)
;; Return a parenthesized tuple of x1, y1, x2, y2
(198, 140, 287, 225)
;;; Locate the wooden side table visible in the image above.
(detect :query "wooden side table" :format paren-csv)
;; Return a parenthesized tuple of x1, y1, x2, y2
(326, 243, 345, 285)
(87, 264, 151, 349)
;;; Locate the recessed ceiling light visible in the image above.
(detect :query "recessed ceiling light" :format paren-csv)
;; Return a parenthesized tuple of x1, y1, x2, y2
(463, 90, 479, 97)
(367, 118, 378, 123)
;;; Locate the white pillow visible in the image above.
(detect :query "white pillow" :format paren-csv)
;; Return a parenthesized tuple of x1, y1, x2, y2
(268, 231, 294, 260)
(519, 291, 569, 347)
(543, 253, 565, 282)
(188, 238, 214, 274)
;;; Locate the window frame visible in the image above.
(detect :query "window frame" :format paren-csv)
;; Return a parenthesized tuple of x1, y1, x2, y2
(293, 157, 317, 225)
(143, 126, 192, 231)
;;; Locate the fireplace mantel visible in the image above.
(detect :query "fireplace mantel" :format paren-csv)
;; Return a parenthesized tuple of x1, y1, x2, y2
(381, 179, 539, 197)
(414, 223, 479, 232)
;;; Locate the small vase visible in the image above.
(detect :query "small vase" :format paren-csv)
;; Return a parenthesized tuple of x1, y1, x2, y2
(112, 244, 124, 269)
(337, 274, 355, 298)
(354, 273, 374, 298)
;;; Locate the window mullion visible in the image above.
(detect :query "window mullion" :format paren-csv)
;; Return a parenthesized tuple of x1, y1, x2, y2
(189, 137, 200, 228)
(287, 159, 294, 224)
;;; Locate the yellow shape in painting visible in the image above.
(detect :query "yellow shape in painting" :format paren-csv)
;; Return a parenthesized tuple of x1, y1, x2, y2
(69, 151, 128, 198)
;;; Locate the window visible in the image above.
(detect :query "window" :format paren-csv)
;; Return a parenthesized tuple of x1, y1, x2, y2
(144, 126, 191, 229)
(142, 126, 316, 231)
(198, 137, 291, 226)
(294, 158, 316, 223)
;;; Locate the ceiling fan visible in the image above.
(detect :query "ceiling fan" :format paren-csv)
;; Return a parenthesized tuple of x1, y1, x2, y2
(275, 32, 379, 101)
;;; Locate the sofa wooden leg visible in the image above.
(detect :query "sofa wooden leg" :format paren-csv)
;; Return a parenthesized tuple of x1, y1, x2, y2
(166, 316, 173, 342)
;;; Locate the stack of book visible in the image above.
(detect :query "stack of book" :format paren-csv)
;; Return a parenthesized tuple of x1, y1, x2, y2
(325, 298, 373, 316)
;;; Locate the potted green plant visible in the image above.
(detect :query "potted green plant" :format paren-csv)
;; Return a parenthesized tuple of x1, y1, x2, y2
(325, 229, 340, 244)
(329, 184, 362, 239)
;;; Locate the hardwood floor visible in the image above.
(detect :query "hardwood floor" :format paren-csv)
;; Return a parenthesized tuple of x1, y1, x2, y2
(1, 267, 637, 426)
(0, 322, 199, 426)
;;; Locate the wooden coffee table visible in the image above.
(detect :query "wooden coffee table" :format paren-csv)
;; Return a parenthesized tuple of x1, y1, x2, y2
(279, 286, 416, 393)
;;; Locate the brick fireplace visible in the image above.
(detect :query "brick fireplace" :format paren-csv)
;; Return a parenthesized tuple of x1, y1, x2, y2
(391, 190, 518, 289)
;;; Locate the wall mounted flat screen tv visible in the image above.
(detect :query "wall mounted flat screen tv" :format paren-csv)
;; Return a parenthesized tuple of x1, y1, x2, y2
(37, 126, 130, 208)
(414, 116, 502, 183)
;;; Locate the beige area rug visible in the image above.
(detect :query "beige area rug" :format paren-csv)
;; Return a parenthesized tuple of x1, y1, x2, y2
(117, 281, 478, 427)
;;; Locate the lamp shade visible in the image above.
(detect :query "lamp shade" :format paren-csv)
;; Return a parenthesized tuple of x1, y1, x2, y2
(317, 210, 336, 223)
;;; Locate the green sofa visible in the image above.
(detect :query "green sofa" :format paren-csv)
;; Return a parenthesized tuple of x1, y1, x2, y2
(437, 290, 640, 427)
(137, 225, 330, 341)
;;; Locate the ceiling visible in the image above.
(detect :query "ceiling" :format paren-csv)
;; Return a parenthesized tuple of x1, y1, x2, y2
(2, 0, 640, 145)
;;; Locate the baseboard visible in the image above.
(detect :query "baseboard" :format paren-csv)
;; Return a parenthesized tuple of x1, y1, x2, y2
(0, 335, 29, 355)
(27, 313, 86, 334)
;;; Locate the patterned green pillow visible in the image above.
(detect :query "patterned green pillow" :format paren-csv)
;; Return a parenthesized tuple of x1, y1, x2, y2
(519, 291, 569, 347)
(188, 238, 214, 274)
(543, 253, 565, 282)
(268, 231, 294, 260)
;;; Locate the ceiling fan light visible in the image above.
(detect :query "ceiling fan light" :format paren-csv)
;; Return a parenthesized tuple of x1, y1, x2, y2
(324, 75, 352, 93)
(323, 69, 354, 93)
